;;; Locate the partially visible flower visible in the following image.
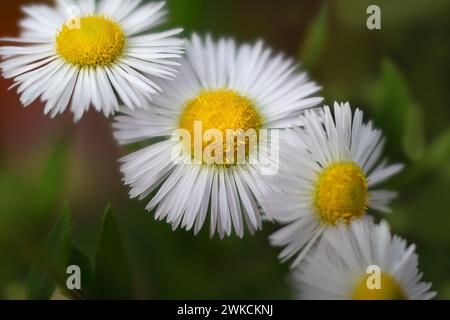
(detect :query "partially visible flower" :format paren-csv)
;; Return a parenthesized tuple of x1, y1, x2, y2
(114, 34, 323, 238)
(0, 0, 183, 121)
(265, 102, 404, 266)
(292, 217, 436, 300)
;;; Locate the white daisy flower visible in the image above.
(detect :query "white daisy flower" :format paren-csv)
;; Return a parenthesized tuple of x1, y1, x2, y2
(266, 102, 404, 266)
(293, 217, 436, 300)
(113, 34, 323, 238)
(0, 0, 183, 121)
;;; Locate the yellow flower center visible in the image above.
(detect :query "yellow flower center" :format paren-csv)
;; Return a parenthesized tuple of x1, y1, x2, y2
(179, 89, 263, 165)
(56, 16, 125, 67)
(352, 272, 408, 300)
(314, 162, 368, 225)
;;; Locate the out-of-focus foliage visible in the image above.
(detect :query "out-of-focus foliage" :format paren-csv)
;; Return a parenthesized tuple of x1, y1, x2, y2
(300, 3, 328, 71)
(94, 206, 133, 299)
(0, 0, 449, 299)
(27, 203, 72, 300)
(25, 204, 132, 300)
(369, 60, 423, 160)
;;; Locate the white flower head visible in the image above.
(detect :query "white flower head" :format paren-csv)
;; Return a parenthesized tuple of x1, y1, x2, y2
(114, 34, 323, 238)
(266, 102, 404, 265)
(0, 0, 183, 121)
(293, 217, 436, 300)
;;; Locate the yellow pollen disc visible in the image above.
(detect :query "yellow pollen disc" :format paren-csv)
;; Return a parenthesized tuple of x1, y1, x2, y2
(314, 162, 368, 225)
(179, 89, 263, 165)
(56, 16, 125, 67)
(352, 272, 408, 300)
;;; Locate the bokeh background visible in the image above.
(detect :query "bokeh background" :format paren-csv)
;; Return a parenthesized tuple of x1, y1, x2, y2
(0, 0, 449, 299)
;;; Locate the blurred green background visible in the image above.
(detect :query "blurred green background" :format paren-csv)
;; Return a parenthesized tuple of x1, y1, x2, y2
(0, 0, 449, 299)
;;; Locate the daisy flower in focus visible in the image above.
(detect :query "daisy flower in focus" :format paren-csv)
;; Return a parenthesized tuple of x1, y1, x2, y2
(266, 102, 404, 266)
(113, 34, 323, 238)
(0, 0, 183, 121)
(292, 217, 436, 300)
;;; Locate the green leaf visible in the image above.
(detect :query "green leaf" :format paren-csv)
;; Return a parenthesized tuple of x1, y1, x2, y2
(428, 128, 450, 167)
(299, 4, 328, 70)
(63, 245, 95, 300)
(26, 203, 72, 300)
(395, 128, 450, 189)
(94, 205, 133, 299)
(370, 59, 425, 160)
(403, 103, 425, 160)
